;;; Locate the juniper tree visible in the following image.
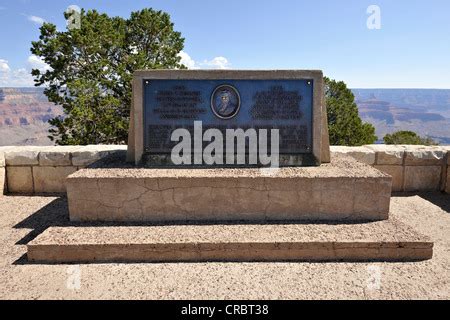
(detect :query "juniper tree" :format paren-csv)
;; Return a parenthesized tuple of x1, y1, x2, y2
(384, 131, 437, 145)
(31, 8, 185, 145)
(324, 77, 377, 146)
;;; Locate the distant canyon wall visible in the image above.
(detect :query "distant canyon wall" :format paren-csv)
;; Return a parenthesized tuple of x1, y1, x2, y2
(0, 88, 63, 146)
(0, 88, 63, 127)
(352, 89, 450, 145)
(0, 87, 449, 146)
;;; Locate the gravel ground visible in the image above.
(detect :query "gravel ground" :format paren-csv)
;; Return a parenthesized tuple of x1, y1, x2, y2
(0, 193, 449, 300)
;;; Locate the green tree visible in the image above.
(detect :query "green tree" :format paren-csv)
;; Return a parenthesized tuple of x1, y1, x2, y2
(324, 77, 377, 146)
(383, 131, 437, 145)
(31, 8, 185, 145)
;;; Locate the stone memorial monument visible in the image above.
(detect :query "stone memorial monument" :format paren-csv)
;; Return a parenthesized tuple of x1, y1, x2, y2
(27, 70, 433, 263)
(127, 70, 329, 166)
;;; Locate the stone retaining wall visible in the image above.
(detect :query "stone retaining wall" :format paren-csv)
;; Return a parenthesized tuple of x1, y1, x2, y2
(0, 145, 449, 194)
(331, 145, 450, 193)
(0, 146, 126, 194)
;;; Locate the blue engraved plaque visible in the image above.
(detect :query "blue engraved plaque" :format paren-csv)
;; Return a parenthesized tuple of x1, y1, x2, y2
(143, 79, 314, 164)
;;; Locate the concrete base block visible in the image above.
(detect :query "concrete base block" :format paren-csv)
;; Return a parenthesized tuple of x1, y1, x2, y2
(39, 151, 72, 166)
(6, 166, 33, 193)
(5, 149, 40, 166)
(27, 217, 433, 263)
(375, 165, 404, 192)
(330, 146, 375, 165)
(365, 145, 405, 165)
(0, 151, 5, 167)
(404, 146, 446, 166)
(67, 155, 392, 222)
(0, 167, 5, 195)
(445, 165, 450, 194)
(33, 166, 78, 193)
(404, 166, 442, 192)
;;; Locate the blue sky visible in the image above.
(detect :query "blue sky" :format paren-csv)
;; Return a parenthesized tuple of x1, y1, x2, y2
(0, 0, 449, 88)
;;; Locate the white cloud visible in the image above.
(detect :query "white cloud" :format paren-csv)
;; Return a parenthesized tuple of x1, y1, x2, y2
(0, 56, 50, 87)
(27, 55, 51, 72)
(0, 67, 34, 87)
(200, 56, 231, 70)
(178, 51, 197, 69)
(0, 59, 11, 73)
(27, 15, 45, 25)
(178, 51, 231, 70)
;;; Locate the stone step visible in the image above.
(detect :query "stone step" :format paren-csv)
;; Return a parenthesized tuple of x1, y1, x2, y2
(27, 218, 432, 263)
(66, 154, 392, 222)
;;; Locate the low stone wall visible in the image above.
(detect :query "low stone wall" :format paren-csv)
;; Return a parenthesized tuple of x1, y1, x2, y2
(0, 144, 449, 194)
(0, 145, 126, 194)
(331, 145, 450, 193)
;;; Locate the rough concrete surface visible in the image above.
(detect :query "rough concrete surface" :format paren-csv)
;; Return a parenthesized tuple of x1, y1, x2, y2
(404, 166, 442, 191)
(67, 154, 392, 222)
(0, 193, 449, 299)
(0, 167, 5, 195)
(72, 153, 387, 179)
(33, 166, 78, 193)
(375, 165, 404, 192)
(6, 166, 33, 193)
(330, 146, 375, 165)
(27, 216, 432, 263)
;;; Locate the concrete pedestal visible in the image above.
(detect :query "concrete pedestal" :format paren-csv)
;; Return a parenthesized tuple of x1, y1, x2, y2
(27, 215, 432, 263)
(66, 154, 392, 222)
